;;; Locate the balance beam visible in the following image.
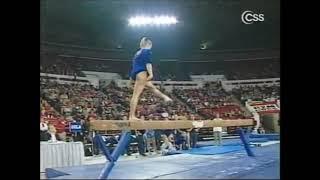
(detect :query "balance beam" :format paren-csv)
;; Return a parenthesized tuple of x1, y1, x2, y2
(90, 119, 254, 131)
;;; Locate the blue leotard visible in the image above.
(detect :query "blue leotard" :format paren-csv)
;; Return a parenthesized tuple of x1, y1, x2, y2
(129, 48, 152, 80)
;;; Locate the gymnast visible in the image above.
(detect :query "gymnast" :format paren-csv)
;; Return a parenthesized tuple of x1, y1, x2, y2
(129, 37, 172, 121)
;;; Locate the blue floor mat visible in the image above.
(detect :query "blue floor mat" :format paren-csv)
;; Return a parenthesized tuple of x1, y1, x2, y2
(47, 144, 279, 179)
(197, 138, 270, 148)
(183, 145, 244, 155)
(249, 134, 280, 140)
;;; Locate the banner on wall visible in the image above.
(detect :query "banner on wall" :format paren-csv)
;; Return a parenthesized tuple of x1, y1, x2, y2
(69, 122, 82, 133)
(247, 100, 280, 114)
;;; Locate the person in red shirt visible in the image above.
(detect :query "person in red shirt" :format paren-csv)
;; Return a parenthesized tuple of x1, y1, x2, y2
(56, 118, 67, 141)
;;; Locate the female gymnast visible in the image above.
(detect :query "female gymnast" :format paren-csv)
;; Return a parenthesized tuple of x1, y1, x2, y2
(129, 37, 172, 121)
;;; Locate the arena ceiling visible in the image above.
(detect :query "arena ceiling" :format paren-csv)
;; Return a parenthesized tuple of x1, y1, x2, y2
(40, 0, 280, 53)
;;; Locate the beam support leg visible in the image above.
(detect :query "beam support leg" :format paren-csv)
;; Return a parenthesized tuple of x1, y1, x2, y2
(98, 130, 131, 179)
(238, 128, 255, 157)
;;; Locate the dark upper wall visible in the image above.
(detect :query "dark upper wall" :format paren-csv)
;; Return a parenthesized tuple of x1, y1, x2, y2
(40, 0, 280, 53)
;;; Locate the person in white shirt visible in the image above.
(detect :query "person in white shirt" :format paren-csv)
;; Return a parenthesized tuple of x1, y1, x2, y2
(252, 112, 260, 134)
(40, 118, 49, 141)
(160, 135, 177, 155)
(48, 123, 57, 142)
(213, 113, 223, 146)
(40, 119, 48, 131)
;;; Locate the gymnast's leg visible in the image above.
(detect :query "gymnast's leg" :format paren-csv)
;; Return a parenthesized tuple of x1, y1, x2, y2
(145, 81, 172, 102)
(129, 72, 147, 121)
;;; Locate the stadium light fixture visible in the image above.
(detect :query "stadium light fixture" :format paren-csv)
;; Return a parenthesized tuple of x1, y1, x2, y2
(128, 15, 178, 26)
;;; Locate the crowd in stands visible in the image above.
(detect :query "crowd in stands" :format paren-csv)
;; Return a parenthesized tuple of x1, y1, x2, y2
(40, 54, 85, 77)
(40, 78, 100, 143)
(104, 83, 197, 121)
(40, 98, 69, 141)
(185, 59, 280, 80)
(40, 49, 280, 158)
(41, 80, 100, 121)
(226, 65, 279, 80)
(40, 78, 279, 156)
(222, 59, 280, 80)
(40, 80, 255, 133)
(41, 78, 198, 122)
(40, 81, 200, 156)
(40, 78, 206, 157)
(232, 84, 280, 103)
(173, 82, 247, 119)
(40, 78, 197, 139)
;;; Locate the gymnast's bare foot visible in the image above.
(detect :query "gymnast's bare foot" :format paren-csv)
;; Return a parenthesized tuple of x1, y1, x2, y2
(129, 116, 141, 121)
(164, 97, 173, 102)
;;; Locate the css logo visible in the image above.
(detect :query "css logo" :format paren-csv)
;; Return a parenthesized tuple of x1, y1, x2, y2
(241, 10, 264, 24)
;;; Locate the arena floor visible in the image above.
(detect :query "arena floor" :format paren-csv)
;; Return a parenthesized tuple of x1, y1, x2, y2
(45, 140, 279, 179)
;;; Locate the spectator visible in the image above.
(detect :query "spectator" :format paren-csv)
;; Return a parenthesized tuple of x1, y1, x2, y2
(136, 130, 147, 156)
(175, 129, 188, 150)
(48, 123, 57, 142)
(213, 113, 223, 146)
(168, 131, 175, 144)
(154, 130, 162, 152)
(144, 129, 157, 154)
(252, 112, 260, 134)
(189, 128, 199, 148)
(92, 134, 101, 155)
(190, 114, 195, 121)
(40, 118, 49, 141)
(56, 119, 67, 141)
(160, 135, 179, 156)
(259, 127, 266, 134)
